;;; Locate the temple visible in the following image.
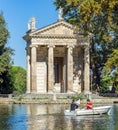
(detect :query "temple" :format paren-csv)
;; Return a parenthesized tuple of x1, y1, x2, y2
(23, 9, 90, 94)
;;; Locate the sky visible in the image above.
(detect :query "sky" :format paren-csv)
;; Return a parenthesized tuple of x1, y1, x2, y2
(0, 0, 58, 69)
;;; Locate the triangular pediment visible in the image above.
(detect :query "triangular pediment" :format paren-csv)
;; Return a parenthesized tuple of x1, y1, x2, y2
(30, 21, 77, 37)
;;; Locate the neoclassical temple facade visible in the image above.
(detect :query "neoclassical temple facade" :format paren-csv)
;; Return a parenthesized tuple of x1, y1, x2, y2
(23, 13, 90, 94)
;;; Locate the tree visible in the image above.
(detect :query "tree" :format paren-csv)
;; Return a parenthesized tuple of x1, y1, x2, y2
(10, 66, 26, 94)
(104, 49, 118, 89)
(54, 0, 118, 91)
(0, 12, 14, 94)
(105, 49, 118, 70)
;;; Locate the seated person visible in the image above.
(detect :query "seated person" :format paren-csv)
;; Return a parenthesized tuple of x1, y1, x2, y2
(70, 99, 79, 111)
(86, 99, 93, 110)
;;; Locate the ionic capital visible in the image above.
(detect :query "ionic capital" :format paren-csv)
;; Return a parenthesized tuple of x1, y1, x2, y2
(29, 44, 38, 48)
(47, 43, 55, 48)
(67, 44, 74, 49)
(83, 42, 90, 48)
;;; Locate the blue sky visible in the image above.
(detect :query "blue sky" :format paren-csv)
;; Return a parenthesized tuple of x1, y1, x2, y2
(0, 0, 58, 69)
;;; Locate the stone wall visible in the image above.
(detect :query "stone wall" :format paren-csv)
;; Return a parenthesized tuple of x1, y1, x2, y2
(73, 47, 84, 93)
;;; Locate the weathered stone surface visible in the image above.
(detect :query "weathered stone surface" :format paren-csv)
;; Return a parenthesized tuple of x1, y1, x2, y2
(23, 19, 90, 94)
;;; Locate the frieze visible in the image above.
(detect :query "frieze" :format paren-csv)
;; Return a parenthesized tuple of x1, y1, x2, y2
(30, 37, 88, 46)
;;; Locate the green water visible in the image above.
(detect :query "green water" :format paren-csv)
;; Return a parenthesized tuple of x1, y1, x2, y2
(0, 103, 117, 130)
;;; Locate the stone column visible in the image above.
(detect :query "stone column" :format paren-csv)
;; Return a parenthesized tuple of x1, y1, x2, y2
(84, 45, 90, 94)
(48, 44, 55, 93)
(31, 45, 37, 93)
(63, 53, 66, 92)
(26, 47, 31, 93)
(67, 45, 74, 92)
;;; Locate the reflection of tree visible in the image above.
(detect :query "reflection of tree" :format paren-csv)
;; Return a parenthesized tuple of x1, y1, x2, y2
(83, 119, 93, 130)
(0, 105, 11, 130)
(0, 104, 22, 130)
(113, 104, 118, 130)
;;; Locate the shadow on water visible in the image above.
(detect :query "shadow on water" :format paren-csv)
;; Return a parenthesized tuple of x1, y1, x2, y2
(0, 103, 117, 130)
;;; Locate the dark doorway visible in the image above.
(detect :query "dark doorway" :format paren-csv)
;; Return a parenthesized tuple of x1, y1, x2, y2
(54, 57, 63, 83)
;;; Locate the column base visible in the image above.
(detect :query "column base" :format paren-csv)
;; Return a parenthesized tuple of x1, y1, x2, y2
(48, 90, 53, 93)
(26, 90, 31, 94)
(30, 90, 37, 94)
(67, 89, 74, 93)
(84, 91, 92, 100)
(53, 93, 57, 101)
(84, 91, 91, 95)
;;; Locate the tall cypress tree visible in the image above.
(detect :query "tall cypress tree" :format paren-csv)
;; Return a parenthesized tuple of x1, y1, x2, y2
(0, 12, 14, 94)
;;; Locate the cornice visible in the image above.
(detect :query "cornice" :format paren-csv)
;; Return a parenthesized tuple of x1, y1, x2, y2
(30, 34, 76, 39)
(23, 34, 31, 41)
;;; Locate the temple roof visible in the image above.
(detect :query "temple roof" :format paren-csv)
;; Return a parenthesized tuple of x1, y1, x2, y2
(31, 21, 75, 36)
(23, 20, 84, 40)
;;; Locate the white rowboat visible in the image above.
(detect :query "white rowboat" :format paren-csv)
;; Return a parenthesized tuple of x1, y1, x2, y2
(64, 106, 112, 116)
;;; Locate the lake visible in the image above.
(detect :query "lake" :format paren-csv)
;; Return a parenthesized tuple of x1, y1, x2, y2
(0, 103, 118, 130)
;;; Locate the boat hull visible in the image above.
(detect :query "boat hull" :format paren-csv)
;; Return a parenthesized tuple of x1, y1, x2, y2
(64, 106, 112, 116)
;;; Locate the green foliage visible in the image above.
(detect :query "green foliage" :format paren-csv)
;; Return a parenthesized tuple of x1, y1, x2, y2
(10, 66, 26, 94)
(0, 13, 9, 76)
(105, 49, 118, 70)
(104, 49, 118, 88)
(0, 13, 9, 47)
(100, 76, 113, 93)
(0, 12, 14, 94)
(71, 93, 86, 100)
(18, 95, 23, 101)
(0, 70, 13, 94)
(54, 0, 118, 91)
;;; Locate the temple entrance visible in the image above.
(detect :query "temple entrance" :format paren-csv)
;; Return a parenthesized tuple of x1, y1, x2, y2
(54, 57, 63, 92)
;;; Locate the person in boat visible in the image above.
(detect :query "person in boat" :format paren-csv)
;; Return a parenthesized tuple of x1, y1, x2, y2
(70, 99, 80, 111)
(86, 99, 93, 110)
(75, 99, 80, 106)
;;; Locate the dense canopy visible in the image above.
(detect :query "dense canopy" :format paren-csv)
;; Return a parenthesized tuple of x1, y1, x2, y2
(54, 0, 118, 92)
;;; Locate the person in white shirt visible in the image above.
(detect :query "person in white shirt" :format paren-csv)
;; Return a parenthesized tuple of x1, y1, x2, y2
(75, 99, 80, 106)
(70, 99, 80, 111)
